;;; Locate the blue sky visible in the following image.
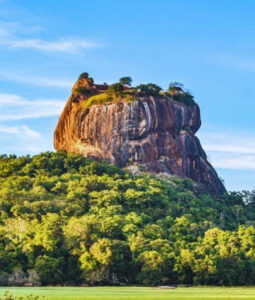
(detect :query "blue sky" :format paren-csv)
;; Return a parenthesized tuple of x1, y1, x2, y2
(0, 0, 255, 191)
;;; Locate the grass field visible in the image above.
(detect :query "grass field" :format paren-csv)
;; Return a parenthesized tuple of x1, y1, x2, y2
(0, 287, 255, 300)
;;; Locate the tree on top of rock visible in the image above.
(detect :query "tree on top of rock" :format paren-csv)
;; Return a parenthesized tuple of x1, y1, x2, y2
(119, 77, 132, 87)
(107, 83, 124, 97)
(135, 83, 162, 96)
(79, 72, 89, 80)
(78, 72, 94, 84)
(168, 82, 184, 96)
(168, 82, 194, 105)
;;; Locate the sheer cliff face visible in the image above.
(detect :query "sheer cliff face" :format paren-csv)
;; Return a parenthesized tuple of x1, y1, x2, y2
(54, 81, 226, 195)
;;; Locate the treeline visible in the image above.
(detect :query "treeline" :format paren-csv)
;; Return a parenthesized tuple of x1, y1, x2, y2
(0, 151, 254, 286)
(77, 72, 194, 106)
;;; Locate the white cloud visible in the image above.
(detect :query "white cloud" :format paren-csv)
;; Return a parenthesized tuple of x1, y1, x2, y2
(0, 93, 65, 120)
(0, 71, 73, 88)
(210, 153, 255, 170)
(21, 125, 41, 139)
(204, 144, 255, 154)
(198, 129, 255, 170)
(0, 125, 40, 139)
(0, 36, 99, 54)
(0, 21, 101, 54)
(0, 124, 53, 155)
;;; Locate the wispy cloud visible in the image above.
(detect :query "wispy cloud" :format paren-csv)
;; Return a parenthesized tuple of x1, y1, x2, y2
(198, 129, 255, 170)
(0, 124, 40, 139)
(0, 123, 53, 155)
(0, 93, 65, 120)
(204, 144, 255, 154)
(0, 21, 101, 54)
(215, 54, 255, 74)
(0, 36, 99, 54)
(0, 71, 73, 88)
(209, 153, 255, 170)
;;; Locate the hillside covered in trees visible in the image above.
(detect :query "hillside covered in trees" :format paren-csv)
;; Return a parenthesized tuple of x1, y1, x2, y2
(0, 151, 254, 286)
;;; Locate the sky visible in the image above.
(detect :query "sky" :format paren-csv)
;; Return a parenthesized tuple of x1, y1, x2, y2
(0, 0, 255, 191)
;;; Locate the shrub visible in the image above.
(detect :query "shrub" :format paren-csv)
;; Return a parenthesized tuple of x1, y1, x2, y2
(168, 82, 183, 94)
(135, 83, 162, 96)
(119, 77, 132, 86)
(79, 72, 89, 80)
(27, 269, 41, 286)
(107, 83, 124, 96)
(8, 268, 27, 286)
(167, 82, 194, 105)
(0, 292, 41, 300)
(0, 272, 9, 286)
(75, 86, 90, 94)
(181, 91, 194, 105)
(35, 256, 64, 285)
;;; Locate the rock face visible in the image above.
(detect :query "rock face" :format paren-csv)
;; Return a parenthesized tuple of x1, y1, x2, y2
(54, 78, 226, 195)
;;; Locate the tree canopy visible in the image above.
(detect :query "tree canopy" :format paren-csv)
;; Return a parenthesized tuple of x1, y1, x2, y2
(119, 77, 132, 86)
(107, 83, 124, 96)
(167, 82, 194, 104)
(135, 83, 162, 96)
(0, 151, 254, 286)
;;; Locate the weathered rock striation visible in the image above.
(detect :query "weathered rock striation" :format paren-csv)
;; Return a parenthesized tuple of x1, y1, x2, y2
(54, 77, 226, 195)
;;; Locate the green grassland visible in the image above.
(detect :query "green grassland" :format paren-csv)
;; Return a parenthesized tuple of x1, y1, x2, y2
(0, 287, 255, 300)
(81, 90, 137, 110)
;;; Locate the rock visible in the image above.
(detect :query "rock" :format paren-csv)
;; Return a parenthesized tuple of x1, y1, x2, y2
(54, 77, 226, 196)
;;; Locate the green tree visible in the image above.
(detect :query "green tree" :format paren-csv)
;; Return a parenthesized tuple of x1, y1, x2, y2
(107, 83, 124, 97)
(79, 72, 89, 80)
(119, 77, 132, 86)
(0, 151, 253, 286)
(35, 256, 64, 285)
(167, 82, 194, 104)
(135, 83, 162, 96)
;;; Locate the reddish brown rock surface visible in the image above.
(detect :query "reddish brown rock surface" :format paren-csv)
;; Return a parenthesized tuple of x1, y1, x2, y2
(54, 78, 226, 195)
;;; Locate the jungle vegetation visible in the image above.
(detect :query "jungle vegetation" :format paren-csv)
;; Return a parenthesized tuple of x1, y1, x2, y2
(0, 152, 254, 286)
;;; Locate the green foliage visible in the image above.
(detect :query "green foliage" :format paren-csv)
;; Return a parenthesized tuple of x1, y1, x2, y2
(76, 74, 195, 107)
(119, 77, 132, 86)
(135, 83, 162, 96)
(76, 74, 195, 108)
(82, 88, 137, 110)
(88, 77, 94, 84)
(167, 82, 194, 105)
(0, 292, 41, 300)
(75, 86, 90, 94)
(79, 72, 89, 80)
(75, 75, 94, 94)
(76, 73, 94, 94)
(0, 151, 254, 286)
(107, 83, 124, 96)
(82, 93, 113, 109)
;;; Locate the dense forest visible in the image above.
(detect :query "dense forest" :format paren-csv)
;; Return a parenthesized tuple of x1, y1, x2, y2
(0, 151, 254, 286)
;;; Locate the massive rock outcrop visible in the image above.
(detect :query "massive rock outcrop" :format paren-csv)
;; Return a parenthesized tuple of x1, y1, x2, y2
(54, 77, 226, 195)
